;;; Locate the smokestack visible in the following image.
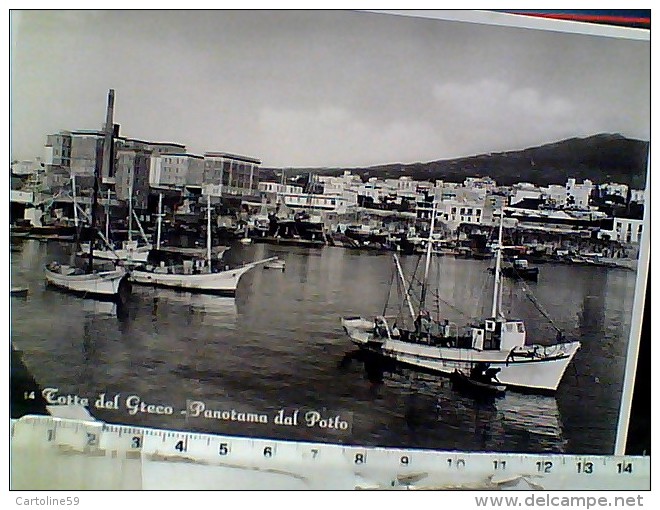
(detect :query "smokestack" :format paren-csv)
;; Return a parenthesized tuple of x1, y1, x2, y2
(101, 89, 115, 180)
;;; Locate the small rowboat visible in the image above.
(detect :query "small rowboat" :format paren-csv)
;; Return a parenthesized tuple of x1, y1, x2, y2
(264, 259, 285, 270)
(10, 287, 29, 297)
(450, 369, 507, 397)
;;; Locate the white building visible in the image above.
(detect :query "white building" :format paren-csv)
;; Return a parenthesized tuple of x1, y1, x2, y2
(565, 178, 593, 209)
(510, 183, 542, 206)
(258, 182, 304, 195)
(436, 200, 484, 229)
(601, 182, 629, 199)
(630, 189, 645, 204)
(600, 217, 644, 244)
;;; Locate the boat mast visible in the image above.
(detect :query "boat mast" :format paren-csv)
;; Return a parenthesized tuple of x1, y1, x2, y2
(491, 208, 504, 319)
(419, 201, 437, 312)
(206, 194, 212, 270)
(105, 189, 110, 241)
(71, 175, 78, 228)
(156, 192, 163, 250)
(393, 254, 417, 323)
(89, 88, 115, 272)
(128, 168, 133, 242)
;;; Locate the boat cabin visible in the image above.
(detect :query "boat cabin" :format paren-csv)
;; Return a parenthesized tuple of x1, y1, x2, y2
(471, 319, 526, 351)
(513, 258, 529, 269)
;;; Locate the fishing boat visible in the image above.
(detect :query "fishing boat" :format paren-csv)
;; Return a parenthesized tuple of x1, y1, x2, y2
(488, 258, 539, 282)
(342, 208, 580, 393)
(129, 194, 276, 295)
(43, 90, 130, 302)
(45, 262, 128, 298)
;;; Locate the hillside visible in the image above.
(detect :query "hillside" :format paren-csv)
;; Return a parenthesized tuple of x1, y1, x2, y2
(262, 134, 649, 189)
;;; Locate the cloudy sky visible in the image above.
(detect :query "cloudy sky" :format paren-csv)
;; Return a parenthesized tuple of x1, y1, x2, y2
(10, 10, 650, 167)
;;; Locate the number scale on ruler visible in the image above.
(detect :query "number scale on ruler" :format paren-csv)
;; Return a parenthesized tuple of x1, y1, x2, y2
(10, 415, 650, 490)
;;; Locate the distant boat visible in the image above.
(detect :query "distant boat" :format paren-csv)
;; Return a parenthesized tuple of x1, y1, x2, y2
(264, 258, 285, 270)
(79, 240, 151, 263)
(239, 224, 252, 244)
(489, 258, 539, 282)
(10, 287, 29, 297)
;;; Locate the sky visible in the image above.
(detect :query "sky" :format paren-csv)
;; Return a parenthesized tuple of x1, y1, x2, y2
(9, 10, 650, 168)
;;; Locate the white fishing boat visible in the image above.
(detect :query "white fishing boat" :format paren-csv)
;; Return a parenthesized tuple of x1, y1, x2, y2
(342, 208, 581, 393)
(129, 194, 276, 295)
(129, 258, 274, 295)
(45, 262, 128, 298)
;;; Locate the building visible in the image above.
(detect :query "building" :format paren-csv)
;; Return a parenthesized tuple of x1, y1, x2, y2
(203, 152, 261, 198)
(600, 217, 644, 244)
(115, 149, 151, 210)
(565, 178, 593, 209)
(149, 153, 205, 189)
(510, 183, 542, 206)
(630, 189, 645, 204)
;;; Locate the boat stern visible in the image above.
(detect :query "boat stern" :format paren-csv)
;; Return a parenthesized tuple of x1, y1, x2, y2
(341, 316, 377, 346)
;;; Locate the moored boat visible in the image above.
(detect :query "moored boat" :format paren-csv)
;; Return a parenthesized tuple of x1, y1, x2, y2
(450, 369, 507, 397)
(129, 194, 276, 294)
(264, 258, 286, 270)
(129, 257, 276, 295)
(44, 262, 129, 299)
(79, 240, 151, 263)
(342, 208, 580, 393)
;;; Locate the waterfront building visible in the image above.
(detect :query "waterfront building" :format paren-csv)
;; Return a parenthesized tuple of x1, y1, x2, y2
(115, 149, 152, 210)
(203, 152, 261, 199)
(599, 217, 644, 244)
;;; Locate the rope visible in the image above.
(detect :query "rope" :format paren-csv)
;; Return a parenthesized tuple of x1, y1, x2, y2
(382, 265, 396, 316)
(518, 278, 563, 334)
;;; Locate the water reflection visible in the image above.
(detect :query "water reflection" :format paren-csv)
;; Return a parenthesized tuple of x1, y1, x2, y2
(342, 348, 566, 453)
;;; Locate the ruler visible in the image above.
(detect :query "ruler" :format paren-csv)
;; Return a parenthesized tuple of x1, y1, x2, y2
(10, 415, 649, 490)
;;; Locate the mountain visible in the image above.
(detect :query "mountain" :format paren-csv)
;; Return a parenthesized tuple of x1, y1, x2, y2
(262, 134, 649, 189)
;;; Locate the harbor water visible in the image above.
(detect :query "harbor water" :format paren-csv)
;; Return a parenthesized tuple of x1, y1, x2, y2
(10, 239, 639, 454)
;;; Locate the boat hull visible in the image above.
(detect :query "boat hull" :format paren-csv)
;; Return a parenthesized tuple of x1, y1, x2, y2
(44, 266, 128, 299)
(129, 257, 277, 295)
(342, 317, 580, 393)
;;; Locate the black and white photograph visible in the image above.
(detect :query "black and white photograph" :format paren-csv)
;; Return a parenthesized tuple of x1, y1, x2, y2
(10, 9, 650, 470)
